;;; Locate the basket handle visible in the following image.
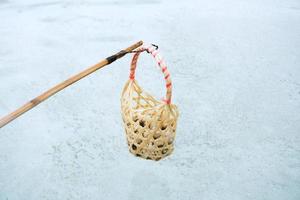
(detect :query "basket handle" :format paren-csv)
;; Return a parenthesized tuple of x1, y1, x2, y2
(129, 45, 172, 104)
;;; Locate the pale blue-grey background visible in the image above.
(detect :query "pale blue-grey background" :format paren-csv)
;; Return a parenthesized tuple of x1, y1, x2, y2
(0, 0, 299, 199)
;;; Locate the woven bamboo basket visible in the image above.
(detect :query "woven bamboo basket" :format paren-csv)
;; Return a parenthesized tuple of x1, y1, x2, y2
(121, 45, 179, 161)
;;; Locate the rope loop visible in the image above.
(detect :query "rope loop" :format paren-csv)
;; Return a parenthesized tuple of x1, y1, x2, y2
(128, 44, 172, 104)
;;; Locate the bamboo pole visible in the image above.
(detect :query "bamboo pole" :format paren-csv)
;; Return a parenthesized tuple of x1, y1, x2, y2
(0, 41, 143, 128)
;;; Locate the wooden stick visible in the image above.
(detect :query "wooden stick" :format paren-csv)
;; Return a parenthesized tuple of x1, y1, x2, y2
(0, 41, 143, 128)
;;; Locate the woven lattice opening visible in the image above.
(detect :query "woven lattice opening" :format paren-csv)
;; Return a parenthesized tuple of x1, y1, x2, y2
(121, 46, 179, 161)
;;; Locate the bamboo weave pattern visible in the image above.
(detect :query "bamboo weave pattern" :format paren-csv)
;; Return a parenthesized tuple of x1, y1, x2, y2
(121, 46, 179, 161)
